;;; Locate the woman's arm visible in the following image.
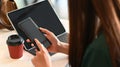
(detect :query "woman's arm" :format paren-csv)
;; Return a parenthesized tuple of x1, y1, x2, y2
(57, 42, 69, 54)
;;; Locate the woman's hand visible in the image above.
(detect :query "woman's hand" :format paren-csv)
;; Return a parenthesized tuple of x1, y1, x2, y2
(39, 27, 62, 53)
(40, 28, 69, 54)
(32, 38, 52, 67)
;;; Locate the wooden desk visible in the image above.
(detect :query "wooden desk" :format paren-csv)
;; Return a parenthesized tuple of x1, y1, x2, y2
(0, 19, 69, 67)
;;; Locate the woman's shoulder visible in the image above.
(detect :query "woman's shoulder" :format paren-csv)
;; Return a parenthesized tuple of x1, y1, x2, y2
(81, 33, 113, 67)
(84, 33, 110, 57)
(88, 33, 108, 51)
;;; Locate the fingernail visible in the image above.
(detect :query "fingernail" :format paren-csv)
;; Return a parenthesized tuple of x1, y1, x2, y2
(34, 38, 37, 40)
(44, 34, 47, 36)
(39, 27, 42, 29)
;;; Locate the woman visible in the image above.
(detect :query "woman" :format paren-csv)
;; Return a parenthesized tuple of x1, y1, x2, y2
(29, 0, 120, 67)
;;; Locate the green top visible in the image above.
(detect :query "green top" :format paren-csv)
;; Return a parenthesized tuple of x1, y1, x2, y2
(81, 34, 113, 67)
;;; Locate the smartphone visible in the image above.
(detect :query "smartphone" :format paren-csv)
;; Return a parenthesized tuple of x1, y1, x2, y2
(18, 17, 51, 50)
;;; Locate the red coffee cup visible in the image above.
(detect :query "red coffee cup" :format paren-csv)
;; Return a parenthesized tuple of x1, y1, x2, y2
(7, 34, 24, 59)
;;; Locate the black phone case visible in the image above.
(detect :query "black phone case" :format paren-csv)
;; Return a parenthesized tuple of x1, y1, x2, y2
(18, 17, 51, 50)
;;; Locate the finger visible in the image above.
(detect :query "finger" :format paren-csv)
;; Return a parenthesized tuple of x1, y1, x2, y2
(44, 34, 50, 40)
(31, 43, 34, 47)
(44, 32, 58, 44)
(26, 39, 31, 42)
(39, 27, 52, 35)
(26, 39, 33, 46)
(34, 38, 45, 51)
(35, 49, 38, 52)
(47, 47, 51, 52)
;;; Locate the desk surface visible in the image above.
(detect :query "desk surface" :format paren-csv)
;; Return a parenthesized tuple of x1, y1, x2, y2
(0, 19, 69, 67)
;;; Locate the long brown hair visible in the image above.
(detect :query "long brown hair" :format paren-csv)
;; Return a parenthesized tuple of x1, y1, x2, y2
(68, 0, 120, 67)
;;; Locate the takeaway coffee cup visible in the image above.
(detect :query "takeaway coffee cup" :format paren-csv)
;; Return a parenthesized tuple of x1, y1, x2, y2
(6, 34, 24, 59)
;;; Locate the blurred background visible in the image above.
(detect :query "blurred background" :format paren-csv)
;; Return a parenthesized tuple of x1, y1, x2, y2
(14, 0, 68, 20)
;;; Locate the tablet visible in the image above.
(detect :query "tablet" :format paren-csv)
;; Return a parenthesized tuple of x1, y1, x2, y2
(7, 0, 67, 55)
